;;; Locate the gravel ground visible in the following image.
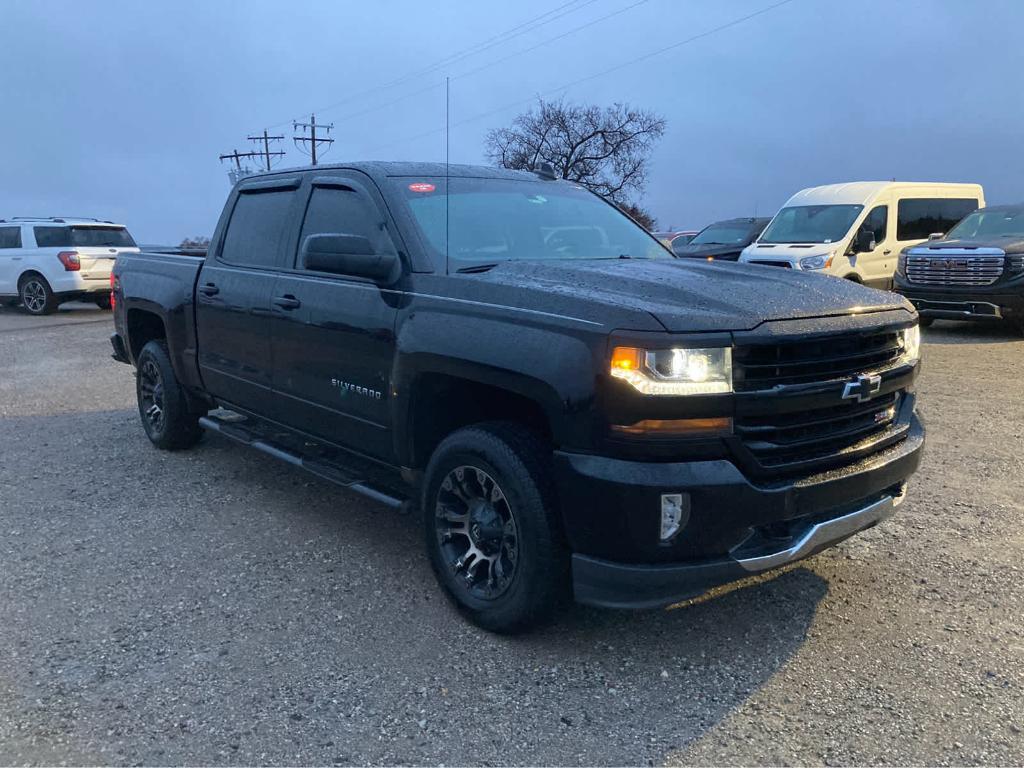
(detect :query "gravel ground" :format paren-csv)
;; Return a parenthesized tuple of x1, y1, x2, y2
(0, 304, 1022, 766)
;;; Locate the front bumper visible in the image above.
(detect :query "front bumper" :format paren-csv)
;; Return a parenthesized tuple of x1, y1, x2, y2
(895, 277, 1024, 322)
(555, 413, 924, 609)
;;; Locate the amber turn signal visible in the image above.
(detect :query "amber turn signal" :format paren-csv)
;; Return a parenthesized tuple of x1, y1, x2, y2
(611, 417, 733, 437)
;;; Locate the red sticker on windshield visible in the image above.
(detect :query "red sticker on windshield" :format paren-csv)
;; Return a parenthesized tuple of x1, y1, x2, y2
(408, 182, 436, 193)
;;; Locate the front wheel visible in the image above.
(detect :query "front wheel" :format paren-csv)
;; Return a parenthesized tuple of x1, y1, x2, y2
(135, 340, 203, 450)
(422, 423, 569, 634)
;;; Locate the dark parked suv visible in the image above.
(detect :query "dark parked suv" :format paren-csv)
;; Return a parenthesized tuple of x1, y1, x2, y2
(895, 204, 1024, 333)
(110, 162, 924, 632)
(672, 217, 770, 261)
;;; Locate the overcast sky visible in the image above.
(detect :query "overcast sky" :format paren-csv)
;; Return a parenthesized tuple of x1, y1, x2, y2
(1, 0, 1021, 243)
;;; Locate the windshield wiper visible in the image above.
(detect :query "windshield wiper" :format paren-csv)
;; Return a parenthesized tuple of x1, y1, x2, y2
(455, 263, 500, 274)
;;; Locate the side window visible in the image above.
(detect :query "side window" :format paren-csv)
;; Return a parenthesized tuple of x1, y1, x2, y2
(297, 186, 394, 270)
(220, 189, 297, 269)
(34, 226, 71, 248)
(0, 226, 22, 249)
(863, 205, 888, 244)
(897, 198, 979, 241)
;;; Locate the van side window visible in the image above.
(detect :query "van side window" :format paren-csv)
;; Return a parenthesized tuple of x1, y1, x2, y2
(296, 186, 395, 270)
(863, 205, 888, 244)
(897, 198, 978, 241)
(0, 226, 22, 249)
(220, 189, 297, 269)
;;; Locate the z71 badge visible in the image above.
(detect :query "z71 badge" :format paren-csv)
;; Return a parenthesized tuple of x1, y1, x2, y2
(331, 378, 383, 400)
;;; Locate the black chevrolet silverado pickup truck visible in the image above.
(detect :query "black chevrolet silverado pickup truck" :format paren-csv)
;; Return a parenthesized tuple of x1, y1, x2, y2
(111, 162, 924, 632)
(895, 203, 1024, 334)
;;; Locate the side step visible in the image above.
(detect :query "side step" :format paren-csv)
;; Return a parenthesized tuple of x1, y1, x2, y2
(198, 412, 408, 510)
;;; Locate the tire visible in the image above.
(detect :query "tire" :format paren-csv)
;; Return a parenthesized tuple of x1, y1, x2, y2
(94, 294, 112, 310)
(135, 339, 203, 450)
(18, 274, 57, 315)
(422, 422, 569, 634)
(918, 317, 935, 328)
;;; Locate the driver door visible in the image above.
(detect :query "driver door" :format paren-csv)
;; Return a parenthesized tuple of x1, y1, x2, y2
(853, 202, 893, 288)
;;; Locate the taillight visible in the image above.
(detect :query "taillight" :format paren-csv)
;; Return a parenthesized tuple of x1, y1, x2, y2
(57, 251, 80, 271)
(110, 272, 117, 310)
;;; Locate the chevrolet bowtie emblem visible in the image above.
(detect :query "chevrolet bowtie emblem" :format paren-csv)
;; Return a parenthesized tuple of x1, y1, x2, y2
(842, 374, 882, 403)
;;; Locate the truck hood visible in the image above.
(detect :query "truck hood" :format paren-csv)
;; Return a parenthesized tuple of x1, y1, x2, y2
(673, 242, 747, 260)
(907, 237, 1024, 255)
(468, 259, 907, 332)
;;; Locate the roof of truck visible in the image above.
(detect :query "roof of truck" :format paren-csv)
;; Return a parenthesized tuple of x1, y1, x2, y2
(241, 161, 547, 183)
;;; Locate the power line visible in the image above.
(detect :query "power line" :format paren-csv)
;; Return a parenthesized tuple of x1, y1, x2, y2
(366, 0, 797, 156)
(301, 0, 653, 133)
(247, 129, 286, 171)
(293, 113, 334, 165)
(266, 0, 600, 129)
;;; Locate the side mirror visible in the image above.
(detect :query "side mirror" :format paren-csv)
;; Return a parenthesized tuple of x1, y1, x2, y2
(302, 234, 399, 282)
(928, 232, 945, 241)
(854, 226, 876, 254)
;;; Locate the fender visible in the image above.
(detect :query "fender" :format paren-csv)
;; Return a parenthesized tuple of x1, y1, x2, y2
(390, 307, 603, 465)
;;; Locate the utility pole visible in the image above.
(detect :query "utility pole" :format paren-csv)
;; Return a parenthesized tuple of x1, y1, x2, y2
(218, 148, 261, 185)
(292, 113, 334, 166)
(247, 129, 285, 171)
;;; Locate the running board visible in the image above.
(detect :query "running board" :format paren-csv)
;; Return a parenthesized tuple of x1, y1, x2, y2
(198, 413, 407, 509)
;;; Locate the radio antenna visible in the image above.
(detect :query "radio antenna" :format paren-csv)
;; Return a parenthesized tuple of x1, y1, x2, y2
(445, 75, 450, 274)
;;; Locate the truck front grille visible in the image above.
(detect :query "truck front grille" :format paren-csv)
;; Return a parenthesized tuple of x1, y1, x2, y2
(906, 254, 1004, 286)
(733, 330, 903, 391)
(735, 392, 903, 472)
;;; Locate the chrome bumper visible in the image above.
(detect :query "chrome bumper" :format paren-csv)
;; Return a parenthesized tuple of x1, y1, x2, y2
(736, 485, 905, 573)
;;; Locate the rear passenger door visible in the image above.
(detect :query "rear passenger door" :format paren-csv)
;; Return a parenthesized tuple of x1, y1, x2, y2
(269, 174, 400, 460)
(196, 178, 301, 416)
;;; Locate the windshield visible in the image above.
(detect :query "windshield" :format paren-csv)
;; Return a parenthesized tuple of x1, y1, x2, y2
(70, 226, 136, 247)
(759, 205, 864, 244)
(689, 223, 753, 245)
(946, 208, 1024, 240)
(394, 177, 669, 271)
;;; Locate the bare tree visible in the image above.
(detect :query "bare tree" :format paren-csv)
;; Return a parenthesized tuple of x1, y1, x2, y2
(179, 236, 211, 248)
(485, 97, 665, 221)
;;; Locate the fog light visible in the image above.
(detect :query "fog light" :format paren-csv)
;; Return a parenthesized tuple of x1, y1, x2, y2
(660, 493, 689, 542)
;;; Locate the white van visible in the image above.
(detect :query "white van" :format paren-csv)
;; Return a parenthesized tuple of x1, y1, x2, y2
(738, 182, 984, 288)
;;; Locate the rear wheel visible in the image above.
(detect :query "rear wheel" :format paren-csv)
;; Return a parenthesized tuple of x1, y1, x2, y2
(94, 294, 112, 310)
(136, 340, 203, 450)
(18, 275, 57, 315)
(422, 422, 569, 634)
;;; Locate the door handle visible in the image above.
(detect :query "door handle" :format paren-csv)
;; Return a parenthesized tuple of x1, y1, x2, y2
(883, 249, 892, 255)
(199, 283, 219, 296)
(273, 295, 301, 310)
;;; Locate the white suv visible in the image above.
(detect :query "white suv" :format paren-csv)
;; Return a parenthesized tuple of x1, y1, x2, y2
(0, 217, 140, 315)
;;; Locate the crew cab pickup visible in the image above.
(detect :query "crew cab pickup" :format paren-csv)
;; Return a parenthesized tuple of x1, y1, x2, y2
(110, 162, 925, 633)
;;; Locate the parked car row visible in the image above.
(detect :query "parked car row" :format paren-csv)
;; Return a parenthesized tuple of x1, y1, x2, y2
(0, 217, 139, 314)
(665, 180, 1022, 335)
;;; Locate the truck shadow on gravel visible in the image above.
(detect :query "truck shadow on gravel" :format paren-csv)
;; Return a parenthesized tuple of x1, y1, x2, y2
(922, 321, 1022, 345)
(0, 410, 831, 766)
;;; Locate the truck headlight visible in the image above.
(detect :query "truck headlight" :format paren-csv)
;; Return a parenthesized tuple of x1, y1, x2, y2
(799, 252, 835, 271)
(611, 346, 732, 395)
(896, 250, 908, 277)
(900, 325, 921, 364)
